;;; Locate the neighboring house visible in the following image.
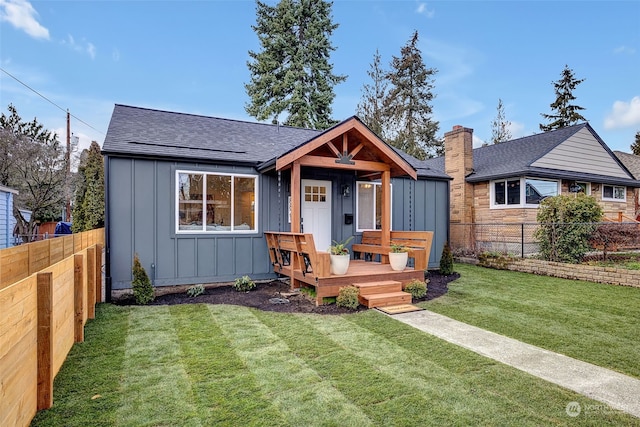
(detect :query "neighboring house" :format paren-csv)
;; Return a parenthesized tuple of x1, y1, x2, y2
(102, 105, 450, 297)
(422, 123, 640, 251)
(0, 185, 18, 249)
(613, 150, 640, 220)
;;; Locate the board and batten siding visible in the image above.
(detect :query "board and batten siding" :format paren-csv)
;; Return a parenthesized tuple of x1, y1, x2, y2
(531, 128, 630, 179)
(391, 177, 449, 268)
(107, 157, 278, 290)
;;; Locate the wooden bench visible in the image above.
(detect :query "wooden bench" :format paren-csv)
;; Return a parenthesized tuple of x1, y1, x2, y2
(352, 230, 433, 270)
(264, 232, 330, 282)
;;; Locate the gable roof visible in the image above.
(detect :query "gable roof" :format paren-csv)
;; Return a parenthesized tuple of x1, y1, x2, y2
(275, 116, 417, 179)
(103, 104, 446, 179)
(422, 123, 639, 187)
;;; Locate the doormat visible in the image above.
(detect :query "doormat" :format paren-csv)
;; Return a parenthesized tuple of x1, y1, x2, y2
(376, 304, 424, 315)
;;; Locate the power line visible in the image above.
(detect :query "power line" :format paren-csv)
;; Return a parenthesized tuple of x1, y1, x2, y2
(0, 67, 105, 135)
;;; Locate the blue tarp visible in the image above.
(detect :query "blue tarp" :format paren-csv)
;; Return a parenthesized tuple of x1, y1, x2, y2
(54, 221, 72, 236)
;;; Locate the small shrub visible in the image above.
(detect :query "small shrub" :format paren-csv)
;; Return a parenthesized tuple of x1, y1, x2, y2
(233, 275, 256, 292)
(132, 253, 154, 305)
(404, 279, 427, 299)
(440, 241, 454, 275)
(336, 285, 360, 309)
(186, 284, 205, 298)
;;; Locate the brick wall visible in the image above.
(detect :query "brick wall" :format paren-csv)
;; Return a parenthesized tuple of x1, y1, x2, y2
(478, 256, 640, 288)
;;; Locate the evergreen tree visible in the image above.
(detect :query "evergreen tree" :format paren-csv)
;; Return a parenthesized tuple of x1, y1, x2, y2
(384, 31, 440, 159)
(490, 98, 512, 144)
(245, 0, 346, 130)
(631, 131, 640, 156)
(72, 141, 104, 232)
(356, 49, 388, 138)
(540, 65, 587, 132)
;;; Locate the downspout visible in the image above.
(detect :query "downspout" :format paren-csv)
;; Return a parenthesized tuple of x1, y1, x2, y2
(104, 154, 112, 302)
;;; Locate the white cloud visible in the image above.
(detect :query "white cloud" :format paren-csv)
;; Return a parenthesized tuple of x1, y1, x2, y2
(62, 34, 97, 59)
(415, 2, 435, 18)
(604, 96, 640, 129)
(507, 121, 525, 139)
(613, 45, 636, 55)
(0, 0, 49, 39)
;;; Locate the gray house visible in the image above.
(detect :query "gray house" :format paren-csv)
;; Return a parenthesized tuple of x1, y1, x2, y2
(0, 185, 18, 249)
(102, 105, 450, 299)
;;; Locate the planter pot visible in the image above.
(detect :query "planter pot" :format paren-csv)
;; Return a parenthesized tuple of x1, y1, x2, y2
(389, 252, 408, 271)
(330, 254, 350, 275)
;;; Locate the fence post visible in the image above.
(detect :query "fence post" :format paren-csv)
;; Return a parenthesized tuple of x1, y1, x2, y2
(74, 254, 85, 342)
(37, 272, 53, 410)
(95, 243, 103, 303)
(521, 223, 525, 258)
(87, 247, 96, 319)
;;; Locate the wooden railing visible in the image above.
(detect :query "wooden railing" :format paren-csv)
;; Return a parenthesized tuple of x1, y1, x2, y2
(603, 212, 639, 223)
(0, 228, 104, 427)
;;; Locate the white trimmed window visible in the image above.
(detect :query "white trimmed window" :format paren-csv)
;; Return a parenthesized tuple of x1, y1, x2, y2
(602, 184, 626, 202)
(176, 171, 258, 233)
(356, 182, 391, 231)
(574, 182, 591, 195)
(491, 177, 559, 208)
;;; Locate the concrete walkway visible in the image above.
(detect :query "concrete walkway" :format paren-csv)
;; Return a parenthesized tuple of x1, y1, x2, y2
(393, 309, 640, 419)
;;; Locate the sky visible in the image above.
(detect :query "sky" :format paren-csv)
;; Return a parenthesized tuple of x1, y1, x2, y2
(1, 0, 639, 157)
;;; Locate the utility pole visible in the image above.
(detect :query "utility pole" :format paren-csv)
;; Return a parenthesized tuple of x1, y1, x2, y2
(66, 110, 71, 221)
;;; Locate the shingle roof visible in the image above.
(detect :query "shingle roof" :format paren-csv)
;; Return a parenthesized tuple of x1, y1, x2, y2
(102, 104, 447, 179)
(421, 123, 640, 186)
(102, 104, 321, 164)
(614, 151, 640, 180)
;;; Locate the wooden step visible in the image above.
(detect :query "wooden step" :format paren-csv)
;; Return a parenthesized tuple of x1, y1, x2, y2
(354, 280, 402, 296)
(358, 291, 412, 309)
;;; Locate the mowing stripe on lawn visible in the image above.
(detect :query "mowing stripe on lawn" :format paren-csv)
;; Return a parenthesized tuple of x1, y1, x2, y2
(116, 306, 202, 427)
(260, 311, 544, 425)
(169, 304, 287, 426)
(208, 304, 374, 427)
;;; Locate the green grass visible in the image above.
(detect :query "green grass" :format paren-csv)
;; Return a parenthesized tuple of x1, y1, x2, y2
(31, 302, 638, 426)
(422, 263, 640, 379)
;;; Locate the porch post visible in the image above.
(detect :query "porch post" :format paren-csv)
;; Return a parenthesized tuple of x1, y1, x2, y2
(291, 161, 301, 232)
(381, 170, 391, 246)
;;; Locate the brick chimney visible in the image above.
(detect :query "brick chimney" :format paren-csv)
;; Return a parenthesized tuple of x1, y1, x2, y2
(445, 125, 474, 249)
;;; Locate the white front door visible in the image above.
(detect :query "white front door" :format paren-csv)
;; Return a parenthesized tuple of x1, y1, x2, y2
(301, 179, 332, 251)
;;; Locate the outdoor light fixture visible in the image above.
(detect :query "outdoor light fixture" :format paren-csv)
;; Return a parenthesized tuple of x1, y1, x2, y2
(569, 183, 582, 193)
(341, 184, 351, 197)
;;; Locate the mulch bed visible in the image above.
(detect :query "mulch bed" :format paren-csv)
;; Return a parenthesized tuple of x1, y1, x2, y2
(117, 271, 460, 315)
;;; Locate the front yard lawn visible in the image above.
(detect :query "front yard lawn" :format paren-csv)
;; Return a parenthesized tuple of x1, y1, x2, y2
(422, 263, 640, 379)
(31, 301, 637, 426)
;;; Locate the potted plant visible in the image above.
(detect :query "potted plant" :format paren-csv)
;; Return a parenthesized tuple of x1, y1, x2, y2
(389, 243, 409, 271)
(328, 236, 353, 275)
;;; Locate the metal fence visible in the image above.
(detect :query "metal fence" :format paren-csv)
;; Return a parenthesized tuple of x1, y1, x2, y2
(450, 222, 640, 258)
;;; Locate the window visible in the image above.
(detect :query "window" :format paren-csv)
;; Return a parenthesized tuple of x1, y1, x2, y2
(356, 182, 390, 231)
(492, 178, 558, 208)
(177, 171, 257, 233)
(602, 184, 626, 202)
(572, 182, 590, 195)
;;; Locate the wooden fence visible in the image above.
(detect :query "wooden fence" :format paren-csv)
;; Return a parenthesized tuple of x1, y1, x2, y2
(0, 228, 104, 427)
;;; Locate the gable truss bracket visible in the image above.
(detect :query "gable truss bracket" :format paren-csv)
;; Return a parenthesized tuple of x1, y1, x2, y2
(335, 151, 355, 165)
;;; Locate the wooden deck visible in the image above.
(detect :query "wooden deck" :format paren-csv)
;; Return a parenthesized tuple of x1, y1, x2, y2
(290, 259, 423, 305)
(265, 231, 428, 307)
